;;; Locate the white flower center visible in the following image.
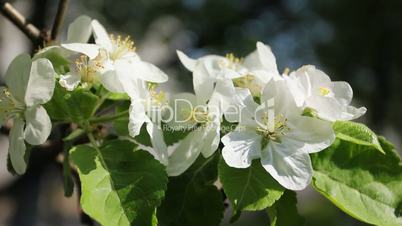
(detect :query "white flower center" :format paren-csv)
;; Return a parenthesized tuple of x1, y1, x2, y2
(256, 113, 290, 146)
(218, 53, 243, 71)
(233, 74, 262, 97)
(0, 87, 24, 122)
(109, 35, 136, 61)
(74, 55, 104, 84)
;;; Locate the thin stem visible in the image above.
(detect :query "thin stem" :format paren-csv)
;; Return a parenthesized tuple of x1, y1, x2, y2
(87, 132, 100, 148)
(51, 0, 69, 40)
(0, 1, 41, 42)
(89, 110, 129, 124)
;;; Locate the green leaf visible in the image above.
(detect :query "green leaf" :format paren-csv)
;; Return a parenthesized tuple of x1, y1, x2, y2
(158, 154, 224, 226)
(267, 190, 305, 226)
(162, 123, 191, 146)
(311, 137, 402, 226)
(44, 84, 99, 123)
(70, 140, 168, 226)
(113, 101, 130, 136)
(33, 46, 71, 74)
(218, 159, 284, 214)
(107, 92, 130, 100)
(333, 120, 384, 153)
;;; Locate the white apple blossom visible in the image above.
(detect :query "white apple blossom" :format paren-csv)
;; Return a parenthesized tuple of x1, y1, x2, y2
(286, 65, 367, 121)
(221, 79, 335, 190)
(177, 42, 280, 113)
(61, 19, 168, 92)
(122, 79, 170, 166)
(1, 54, 55, 175)
(166, 92, 221, 176)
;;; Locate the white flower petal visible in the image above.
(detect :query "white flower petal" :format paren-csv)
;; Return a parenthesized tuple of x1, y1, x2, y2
(33, 46, 74, 61)
(91, 20, 113, 51)
(209, 79, 236, 114)
(67, 15, 92, 43)
(262, 79, 301, 117)
(256, 42, 278, 74)
(146, 122, 169, 166)
(243, 42, 279, 80)
(24, 58, 55, 107)
(193, 65, 215, 104)
(59, 72, 81, 91)
(225, 88, 259, 125)
(24, 106, 52, 145)
(332, 81, 353, 105)
(9, 118, 27, 175)
(306, 96, 343, 121)
(128, 102, 148, 137)
(98, 69, 125, 93)
(286, 116, 335, 153)
(61, 43, 100, 59)
(221, 130, 261, 168)
(285, 74, 306, 107)
(5, 53, 31, 103)
(261, 143, 312, 190)
(177, 50, 196, 71)
(200, 122, 220, 158)
(167, 130, 203, 176)
(122, 59, 168, 83)
(341, 106, 367, 121)
(300, 65, 332, 90)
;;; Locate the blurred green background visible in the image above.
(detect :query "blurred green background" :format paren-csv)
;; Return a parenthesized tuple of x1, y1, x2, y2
(0, 0, 401, 225)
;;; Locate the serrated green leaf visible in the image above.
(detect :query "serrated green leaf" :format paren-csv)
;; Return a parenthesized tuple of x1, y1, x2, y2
(219, 159, 285, 214)
(158, 154, 224, 226)
(333, 121, 384, 153)
(44, 84, 99, 123)
(43, 84, 71, 121)
(267, 190, 305, 226)
(64, 88, 99, 122)
(70, 140, 168, 226)
(311, 138, 402, 226)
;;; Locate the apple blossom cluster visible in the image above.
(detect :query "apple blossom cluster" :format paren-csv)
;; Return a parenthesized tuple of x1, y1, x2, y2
(0, 15, 366, 191)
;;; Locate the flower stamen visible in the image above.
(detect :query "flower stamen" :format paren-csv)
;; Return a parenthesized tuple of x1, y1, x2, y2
(218, 53, 243, 70)
(257, 113, 290, 146)
(109, 35, 136, 61)
(74, 55, 104, 84)
(0, 87, 24, 121)
(233, 74, 262, 97)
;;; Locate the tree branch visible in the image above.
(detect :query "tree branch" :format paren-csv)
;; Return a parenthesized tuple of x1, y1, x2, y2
(0, 1, 41, 43)
(51, 0, 69, 41)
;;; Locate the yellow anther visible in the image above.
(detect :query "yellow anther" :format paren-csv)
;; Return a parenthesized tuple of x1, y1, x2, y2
(225, 53, 242, 64)
(218, 53, 243, 70)
(283, 67, 290, 75)
(109, 34, 136, 60)
(233, 74, 262, 97)
(257, 113, 290, 144)
(0, 87, 24, 121)
(74, 55, 103, 84)
(319, 87, 331, 96)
